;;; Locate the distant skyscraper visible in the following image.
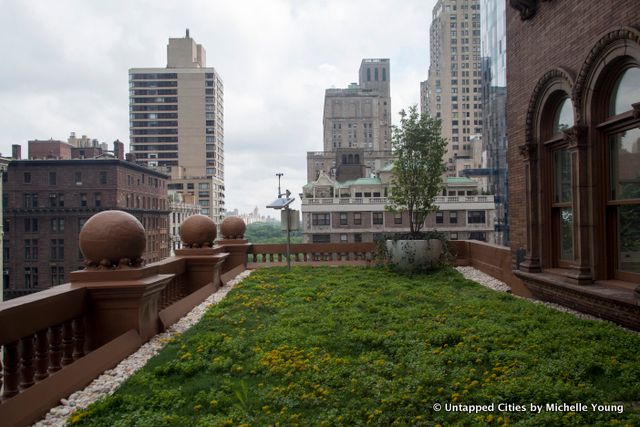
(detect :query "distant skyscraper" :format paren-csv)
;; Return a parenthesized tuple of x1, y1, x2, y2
(481, 0, 508, 244)
(307, 59, 393, 182)
(129, 30, 225, 222)
(426, 0, 483, 176)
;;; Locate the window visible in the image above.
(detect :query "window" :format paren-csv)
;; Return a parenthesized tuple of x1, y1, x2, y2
(24, 172, 31, 184)
(49, 172, 56, 185)
(100, 171, 108, 185)
(80, 193, 87, 207)
(51, 267, 65, 286)
(24, 239, 38, 260)
(340, 234, 348, 242)
(78, 217, 87, 229)
(354, 233, 362, 243)
(51, 218, 65, 232)
(354, 213, 362, 225)
(75, 172, 82, 184)
(24, 218, 38, 232)
(312, 213, 330, 226)
(468, 211, 486, 224)
(450, 232, 458, 240)
(312, 234, 330, 243)
(50, 239, 64, 260)
(609, 67, 640, 116)
(553, 149, 573, 261)
(394, 213, 402, 225)
(469, 232, 486, 242)
(94, 193, 102, 208)
(24, 267, 38, 288)
(436, 211, 444, 224)
(24, 193, 38, 208)
(339, 213, 348, 225)
(450, 211, 458, 224)
(372, 212, 383, 225)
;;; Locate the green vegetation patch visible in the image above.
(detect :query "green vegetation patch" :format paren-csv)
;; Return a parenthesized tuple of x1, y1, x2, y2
(70, 267, 640, 426)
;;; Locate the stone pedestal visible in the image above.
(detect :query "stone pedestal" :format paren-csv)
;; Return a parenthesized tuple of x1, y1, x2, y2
(217, 240, 251, 273)
(70, 269, 172, 349)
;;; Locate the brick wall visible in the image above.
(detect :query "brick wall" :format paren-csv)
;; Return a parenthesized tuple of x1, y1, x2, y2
(506, 0, 640, 254)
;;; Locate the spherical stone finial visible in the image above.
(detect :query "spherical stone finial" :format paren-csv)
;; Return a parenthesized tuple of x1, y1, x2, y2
(220, 216, 246, 240)
(79, 210, 146, 269)
(179, 214, 217, 248)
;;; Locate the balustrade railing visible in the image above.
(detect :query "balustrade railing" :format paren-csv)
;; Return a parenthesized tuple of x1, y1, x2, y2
(248, 243, 376, 266)
(0, 286, 87, 401)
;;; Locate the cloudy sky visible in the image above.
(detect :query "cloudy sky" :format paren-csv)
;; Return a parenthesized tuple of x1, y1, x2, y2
(0, 0, 437, 216)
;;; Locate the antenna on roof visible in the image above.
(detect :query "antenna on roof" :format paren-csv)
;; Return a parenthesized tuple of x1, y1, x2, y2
(186, 28, 190, 38)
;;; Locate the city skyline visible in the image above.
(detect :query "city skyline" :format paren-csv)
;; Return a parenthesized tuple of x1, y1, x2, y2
(0, 0, 437, 216)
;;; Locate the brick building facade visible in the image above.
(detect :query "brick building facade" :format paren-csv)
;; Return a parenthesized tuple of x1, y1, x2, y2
(507, 0, 640, 326)
(3, 159, 170, 299)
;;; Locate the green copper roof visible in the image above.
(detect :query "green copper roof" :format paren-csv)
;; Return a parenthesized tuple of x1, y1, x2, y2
(335, 177, 382, 188)
(446, 177, 476, 185)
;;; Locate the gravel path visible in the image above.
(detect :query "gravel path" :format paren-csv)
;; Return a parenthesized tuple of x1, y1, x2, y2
(32, 270, 253, 427)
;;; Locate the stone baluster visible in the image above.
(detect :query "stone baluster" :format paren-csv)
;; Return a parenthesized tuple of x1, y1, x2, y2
(73, 318, 86, 360)
(35, 329, 50, 381)
(2, 341, 20, 399)
(61, 320, 74, 366)
(19, 335, 35, 390)
(48, 324, 62, 373)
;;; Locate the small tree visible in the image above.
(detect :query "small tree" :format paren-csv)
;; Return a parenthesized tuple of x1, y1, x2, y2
(388, 105, 447, 237)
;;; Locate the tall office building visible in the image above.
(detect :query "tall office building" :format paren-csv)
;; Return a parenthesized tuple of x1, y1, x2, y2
(307, 59, 393, 182)
(129, 30, 225, 222)
(480, 0, 508, 244)
(426, 0, 483, 176)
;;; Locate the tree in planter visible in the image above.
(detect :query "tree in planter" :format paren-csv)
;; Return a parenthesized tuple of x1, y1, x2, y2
(388, 105, 447, 237)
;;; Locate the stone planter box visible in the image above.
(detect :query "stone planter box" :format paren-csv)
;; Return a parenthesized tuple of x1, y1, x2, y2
(386, 239, 443, 272)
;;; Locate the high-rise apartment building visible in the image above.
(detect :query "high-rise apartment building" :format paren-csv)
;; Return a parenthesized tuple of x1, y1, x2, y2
(129, 30, 225, 222)
(307, 59, 393, 182)
(426, 0, 483, 176)
(480, 0, 508, 244)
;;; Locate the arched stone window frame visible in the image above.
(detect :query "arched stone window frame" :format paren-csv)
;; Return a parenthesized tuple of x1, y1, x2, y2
(519, 68, 589, 282)
(575, 27, 640, 283)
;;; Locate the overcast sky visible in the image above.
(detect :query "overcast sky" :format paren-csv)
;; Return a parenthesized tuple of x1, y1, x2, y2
(0, 0, 437, 216)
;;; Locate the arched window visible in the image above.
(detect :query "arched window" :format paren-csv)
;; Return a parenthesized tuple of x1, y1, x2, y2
(374, 68, 379, 81)
(609, 67, 640, 116)
(599, 65, 640, 278)
(543, 94, 575, 265)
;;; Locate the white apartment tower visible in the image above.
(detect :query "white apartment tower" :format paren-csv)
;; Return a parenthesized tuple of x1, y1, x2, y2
(129, 30, 225, 222)
(427, 0, 483, 176)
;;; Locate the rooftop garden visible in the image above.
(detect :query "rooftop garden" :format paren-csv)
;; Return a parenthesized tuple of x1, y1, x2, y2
(70, 266, 640, 426)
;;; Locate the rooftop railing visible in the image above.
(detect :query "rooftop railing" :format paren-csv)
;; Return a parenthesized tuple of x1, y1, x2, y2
(302, 195, 495, 205)
(4, 211, 636, 425)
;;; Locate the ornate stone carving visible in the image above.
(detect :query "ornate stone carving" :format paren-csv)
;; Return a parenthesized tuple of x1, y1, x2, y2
(525, 68, 575, 150)
(563, 125, 588, 149)
(179, 214, 217, 248)
(510, 0, 537, 20)
(510, 0, 553, 21)
(79, 210, 146, 269)
(220, 216, 246, 240)
(573, 27, 640, 123)
(518, 143, 537, 161)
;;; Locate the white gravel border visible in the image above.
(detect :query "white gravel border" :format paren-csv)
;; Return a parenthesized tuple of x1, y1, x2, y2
(32, 270, 253, 427)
